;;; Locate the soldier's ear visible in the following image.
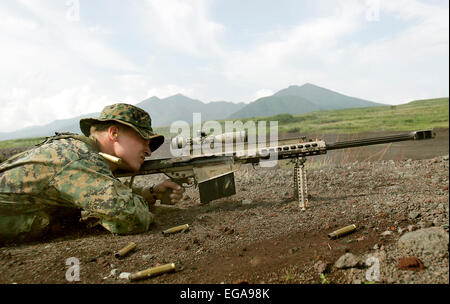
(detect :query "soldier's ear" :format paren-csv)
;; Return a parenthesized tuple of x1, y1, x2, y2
(108, 125, 120, 142)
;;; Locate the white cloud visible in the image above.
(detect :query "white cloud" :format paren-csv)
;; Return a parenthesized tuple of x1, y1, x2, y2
(330, 0, 449, 103)
(115, 74, 153, 96)
(0, 0, 447, 134)
(217, 0, 448, 104)
(0, 1, 141, 132)
(218, 2, 363, 88)
(141, 0, 225, 57)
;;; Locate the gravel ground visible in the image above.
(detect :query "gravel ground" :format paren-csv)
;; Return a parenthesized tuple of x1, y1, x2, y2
(0, 129, 448, 285)
(0, 153, 448, 285)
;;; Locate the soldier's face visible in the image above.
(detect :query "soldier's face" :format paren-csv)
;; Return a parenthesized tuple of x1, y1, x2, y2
(114, 128, 151, 171)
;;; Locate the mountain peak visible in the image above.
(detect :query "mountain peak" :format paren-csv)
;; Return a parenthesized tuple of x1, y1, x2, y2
(277, 83, 322, 95)
(300, 82, 317, 88)
(285, 83, 316, 89)
(141, 96, 161, 103)
(141, 94, 193, 105)
(169, 93, 187, 98)
(273, 83, 380, 110)
(164, 94, 202, 103)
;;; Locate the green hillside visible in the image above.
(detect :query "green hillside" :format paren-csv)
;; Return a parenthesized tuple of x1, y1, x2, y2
(0, 137, 46, 149)
(274, 97, 449, 134)
(157, 97, 449, 138)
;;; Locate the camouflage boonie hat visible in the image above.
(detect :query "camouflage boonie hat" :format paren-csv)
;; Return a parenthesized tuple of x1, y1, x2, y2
(80, 103, 164, 152)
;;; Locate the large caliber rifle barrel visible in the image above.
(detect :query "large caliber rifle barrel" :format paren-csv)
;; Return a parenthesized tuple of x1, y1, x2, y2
(326, 130, 434, 151)
(114, 130, 434, 178)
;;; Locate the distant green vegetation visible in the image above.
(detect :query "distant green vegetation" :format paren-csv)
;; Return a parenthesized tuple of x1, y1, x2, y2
(158, 97, 448, 138)
(0, 137, 45, 149)
(1, 97, 448, 149)
(261, 97, 448, 135)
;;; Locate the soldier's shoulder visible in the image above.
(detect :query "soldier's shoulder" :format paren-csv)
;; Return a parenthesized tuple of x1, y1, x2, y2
(38, 133, 100, 160)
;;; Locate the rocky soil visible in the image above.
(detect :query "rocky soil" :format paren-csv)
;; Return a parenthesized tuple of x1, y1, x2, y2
(0, 130, 448, 285)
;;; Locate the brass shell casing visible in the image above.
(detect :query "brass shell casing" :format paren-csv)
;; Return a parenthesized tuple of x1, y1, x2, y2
(328, 224, 357, 239)
(99, 152, 123, 165)
(129, 263, 176, 281)
(162, 224, 190, 236)
(114, 242, 136, 258)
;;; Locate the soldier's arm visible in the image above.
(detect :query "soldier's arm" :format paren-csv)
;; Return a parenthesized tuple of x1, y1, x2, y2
(49, 157, 154, 235)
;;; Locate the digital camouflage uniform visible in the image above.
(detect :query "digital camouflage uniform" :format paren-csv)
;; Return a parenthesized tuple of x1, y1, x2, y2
(0, 103, 164, 241)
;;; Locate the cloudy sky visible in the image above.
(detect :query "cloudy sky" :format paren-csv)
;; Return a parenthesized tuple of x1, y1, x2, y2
(0, 0, 448, 133)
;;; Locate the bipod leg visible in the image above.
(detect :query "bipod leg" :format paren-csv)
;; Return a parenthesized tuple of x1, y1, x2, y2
(294, 157, 308, 211)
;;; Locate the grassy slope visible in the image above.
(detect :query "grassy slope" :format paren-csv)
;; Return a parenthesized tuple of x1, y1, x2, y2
(155, 97, 449, 137)
(260, 97, 449, 135)
(0, 137, 46, 149)
(292, 97, 449, 134)
(1, 98, 448, 149)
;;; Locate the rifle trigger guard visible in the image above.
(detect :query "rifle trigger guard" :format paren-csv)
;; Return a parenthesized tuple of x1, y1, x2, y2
(182, 178, 196, 188)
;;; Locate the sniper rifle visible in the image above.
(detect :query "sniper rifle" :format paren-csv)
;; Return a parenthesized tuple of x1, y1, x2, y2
(114, 129, 435, 210)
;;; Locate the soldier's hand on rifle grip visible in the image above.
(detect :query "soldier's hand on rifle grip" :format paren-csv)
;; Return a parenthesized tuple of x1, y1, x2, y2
(154, 180, 185, 205)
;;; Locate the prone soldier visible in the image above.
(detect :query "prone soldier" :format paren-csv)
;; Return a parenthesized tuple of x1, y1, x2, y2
(0, 103, 184, 241)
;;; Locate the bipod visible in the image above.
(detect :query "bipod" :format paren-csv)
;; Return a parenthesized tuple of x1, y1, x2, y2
(293, 157, 308, 211)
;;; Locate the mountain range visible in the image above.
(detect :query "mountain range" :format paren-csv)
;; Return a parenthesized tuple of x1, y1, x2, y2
(0, 83, 384, 140)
